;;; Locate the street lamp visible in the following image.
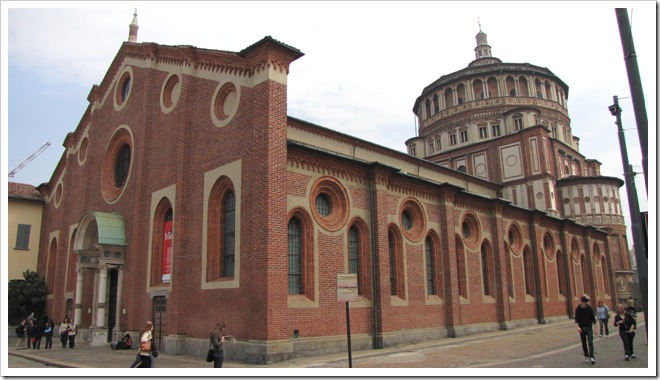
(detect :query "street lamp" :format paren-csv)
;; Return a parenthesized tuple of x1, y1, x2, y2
(609, 96, 647, 334)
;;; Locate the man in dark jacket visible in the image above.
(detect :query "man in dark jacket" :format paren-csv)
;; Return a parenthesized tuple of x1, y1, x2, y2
(575, 295, 597, 364)
(15, 320, 26, 350)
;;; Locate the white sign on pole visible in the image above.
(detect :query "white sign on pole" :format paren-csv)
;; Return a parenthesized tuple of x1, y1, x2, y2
(337, 273, 359, 302)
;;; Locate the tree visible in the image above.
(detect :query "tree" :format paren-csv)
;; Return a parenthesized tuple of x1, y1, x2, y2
(8, 270, 48, 325)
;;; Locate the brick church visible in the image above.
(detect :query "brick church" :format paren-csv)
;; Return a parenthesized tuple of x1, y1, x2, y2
(34, 13, 634, 363)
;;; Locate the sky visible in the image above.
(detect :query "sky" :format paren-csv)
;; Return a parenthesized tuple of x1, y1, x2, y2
(2, 1, 655, 248)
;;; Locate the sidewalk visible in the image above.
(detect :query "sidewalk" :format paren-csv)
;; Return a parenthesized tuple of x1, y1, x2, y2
(6, 316, 651, 375)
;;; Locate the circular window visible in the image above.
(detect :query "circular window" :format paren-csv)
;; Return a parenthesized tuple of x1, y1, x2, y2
(584, 196, 590, 203)
(54, 182, 63, 208)
(461, 212, 480, 250)
(563, 198, 570, 204)
(102, 127, 133, 203)
(78, 137, 89, 165)
(211, 81, 239, 127)
(603, 196, 609, 202)
(309, 177, 349, 231)
(508, 222, 523, 256)
(161, 74, 181, 112)
(114, 68, 133, 110)
(399, 198, 426, 242)
(543, 232, 555, 260)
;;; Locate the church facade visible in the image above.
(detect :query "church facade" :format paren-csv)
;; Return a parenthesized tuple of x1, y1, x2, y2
(35, 16, 631, 363)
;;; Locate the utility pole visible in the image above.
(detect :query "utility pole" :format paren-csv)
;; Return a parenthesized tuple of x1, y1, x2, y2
(608, 96, 647, 334)
(615, 8, 648, 194)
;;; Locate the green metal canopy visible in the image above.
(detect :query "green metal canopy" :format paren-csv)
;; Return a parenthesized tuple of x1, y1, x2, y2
(87, 211, 127, 247)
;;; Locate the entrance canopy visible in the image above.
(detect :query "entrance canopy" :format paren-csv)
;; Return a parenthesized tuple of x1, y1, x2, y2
(74, 211, 127, 251)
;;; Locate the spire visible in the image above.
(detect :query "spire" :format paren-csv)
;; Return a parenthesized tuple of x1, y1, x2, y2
(468, 22, 501, 67)
(474, 21, 491, 60)
(128, 9, 139, 43)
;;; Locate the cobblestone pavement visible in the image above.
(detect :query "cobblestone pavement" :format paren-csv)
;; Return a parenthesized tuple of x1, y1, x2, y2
(3, 316, 653, 377)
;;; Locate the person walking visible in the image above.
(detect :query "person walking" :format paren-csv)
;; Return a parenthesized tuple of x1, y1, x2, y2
(44, 321, 53, 349)
(59, 318, 71, 348)
(136, 321, 153, 368)
(625, 297, 637, 317)
(68, 323, 78, 348)
(575, 295, 596, 364)
(209, 322, 226, 368)
(614, 304, 637, 361)
(596, 301, 610, 337)
(33, 318, 45, 349)
(15, 320, 26, 350)
(26, 319, 35, 349)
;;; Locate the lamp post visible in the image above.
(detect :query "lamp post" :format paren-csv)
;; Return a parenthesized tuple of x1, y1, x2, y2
(608, 96, 647, 333)
(615, 8, 649, 194)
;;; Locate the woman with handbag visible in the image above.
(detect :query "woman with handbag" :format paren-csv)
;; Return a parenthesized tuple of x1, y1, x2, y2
(614, 304, 637, 361)
(58, 318, 71, 348)
(137, 321, 153, 368)
(209, 322, 226, 368)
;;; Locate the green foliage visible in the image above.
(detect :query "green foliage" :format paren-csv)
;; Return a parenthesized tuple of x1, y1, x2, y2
(8, 270, 48, 325)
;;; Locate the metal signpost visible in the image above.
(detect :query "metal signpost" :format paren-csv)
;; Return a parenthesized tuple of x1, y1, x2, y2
(337, 273, 358, 368)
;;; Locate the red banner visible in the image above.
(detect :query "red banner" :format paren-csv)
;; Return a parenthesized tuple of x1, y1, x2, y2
(162, 221, 173, 283)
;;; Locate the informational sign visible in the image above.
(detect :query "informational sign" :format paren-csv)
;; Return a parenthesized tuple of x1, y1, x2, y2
(162, 221, 173, 283)
(336, 273, 358, 368)
(337, 273, 358, 302)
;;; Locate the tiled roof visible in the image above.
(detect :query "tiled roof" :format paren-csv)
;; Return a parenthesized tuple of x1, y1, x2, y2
(8, 182, 44, 202)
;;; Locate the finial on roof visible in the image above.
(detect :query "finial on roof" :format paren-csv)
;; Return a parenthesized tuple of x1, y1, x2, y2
(478, 17, 481, 32)
(128, 9, 139, 43)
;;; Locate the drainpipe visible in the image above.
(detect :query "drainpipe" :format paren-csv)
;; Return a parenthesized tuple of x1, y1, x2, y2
(529, 211, 546, 324)
(560, 222, 574, 318)
(368, 165, 383, 349)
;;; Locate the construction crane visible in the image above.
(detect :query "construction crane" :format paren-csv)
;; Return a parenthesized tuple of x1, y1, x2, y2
(9, 142, 51, 178)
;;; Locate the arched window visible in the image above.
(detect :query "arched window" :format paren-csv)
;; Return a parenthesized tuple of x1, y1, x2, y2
(556, 250, 567, 296)
(348, 221, 370, 296)
(433, 94, 439, 113)
(601, 254, 610, 296)
(457, 83, 466, 104)
(505, 242, 514, 298)
(388, 227, 405, 298)
(473, 79, 485, 99)
(288, 218, 303, 294)
(523, 247, 534, 296)
(506, 76, 517, 96)
(580, 254, 588, 296)
(487, 77, 499, 98)
(518, 77, 530, 97)
(222, 191, 236, 277)
(425, 236, 437, 296)
(287, 210, 314, 299)
(46, 238, 58, 294)
(66, 229, 78, 293)
(425, 99, 431, 119)
(481, 242, 493, 296)
(545, 81, 554, 101)
(207, 176, 237, 281)
(535, 78, 544, 98)
(444, 88, 454, 108)
(456, 234, 468, 298)
(150, 199, 173, 287)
